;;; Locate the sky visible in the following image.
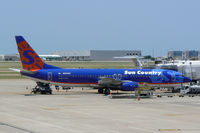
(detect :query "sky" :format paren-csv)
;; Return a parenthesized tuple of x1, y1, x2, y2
(0, 0, 200, 57)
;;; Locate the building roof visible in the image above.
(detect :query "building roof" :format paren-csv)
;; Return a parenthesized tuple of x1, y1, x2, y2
(51, 50, 91, 56)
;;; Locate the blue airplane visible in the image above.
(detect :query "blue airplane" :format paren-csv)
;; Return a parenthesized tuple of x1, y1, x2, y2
(12, 36, 191, 94)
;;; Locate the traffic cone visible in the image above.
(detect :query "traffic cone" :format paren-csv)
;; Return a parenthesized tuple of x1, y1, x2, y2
(137, 95, 140, 101)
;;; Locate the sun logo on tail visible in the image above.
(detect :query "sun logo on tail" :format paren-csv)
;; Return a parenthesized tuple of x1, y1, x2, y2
(17, 40, 44, 70)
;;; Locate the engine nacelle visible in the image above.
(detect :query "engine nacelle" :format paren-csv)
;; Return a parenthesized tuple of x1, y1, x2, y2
(121, 82, 138, 91)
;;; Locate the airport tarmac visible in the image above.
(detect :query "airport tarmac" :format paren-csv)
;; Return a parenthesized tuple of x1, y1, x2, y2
(0, 79, 200, 133)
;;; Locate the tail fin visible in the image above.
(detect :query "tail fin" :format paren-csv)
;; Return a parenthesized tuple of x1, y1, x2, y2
(15, 36, 59, 71)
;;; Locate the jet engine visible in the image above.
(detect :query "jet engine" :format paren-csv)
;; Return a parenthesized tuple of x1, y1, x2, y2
(121, 82, 138, 91)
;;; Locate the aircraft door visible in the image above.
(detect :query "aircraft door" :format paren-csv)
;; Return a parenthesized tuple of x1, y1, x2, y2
(171, 72, 175, 81)
(118, 74, 122, 80)
(48, 72, 52, 81)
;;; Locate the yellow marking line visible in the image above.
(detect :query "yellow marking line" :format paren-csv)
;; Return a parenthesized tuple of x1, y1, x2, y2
(159, 129, 181, 131)
(159, 128, 200, 131)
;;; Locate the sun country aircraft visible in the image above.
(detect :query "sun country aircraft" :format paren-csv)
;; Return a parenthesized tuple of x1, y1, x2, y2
(11, 36, 192, 94)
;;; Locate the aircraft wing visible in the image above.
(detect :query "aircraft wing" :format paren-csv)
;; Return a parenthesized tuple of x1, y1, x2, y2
(98, 77, 122, 86)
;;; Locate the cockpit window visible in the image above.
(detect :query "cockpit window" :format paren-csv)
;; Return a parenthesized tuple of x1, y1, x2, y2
(175, 72, 184, 77)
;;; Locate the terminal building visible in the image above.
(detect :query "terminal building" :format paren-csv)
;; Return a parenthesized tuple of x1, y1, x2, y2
(51, 50, 142, 61)
(0, 50, 142, 61)
(0, 54, 20, 61)
(168, 50, 200, 60)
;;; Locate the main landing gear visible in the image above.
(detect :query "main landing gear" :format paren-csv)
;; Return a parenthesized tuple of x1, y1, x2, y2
(98, 88, 111, 95)
(98, 89, 104, 94)
(32, 82, 52, 94)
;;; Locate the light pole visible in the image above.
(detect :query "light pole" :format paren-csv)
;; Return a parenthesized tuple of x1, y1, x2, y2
(190, 62, 193, 81)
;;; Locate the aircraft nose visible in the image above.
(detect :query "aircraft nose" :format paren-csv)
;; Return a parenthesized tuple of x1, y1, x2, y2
(183, 76, 192, 83)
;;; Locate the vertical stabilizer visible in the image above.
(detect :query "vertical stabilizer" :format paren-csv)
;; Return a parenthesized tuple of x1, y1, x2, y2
(15, 36, 59, 71)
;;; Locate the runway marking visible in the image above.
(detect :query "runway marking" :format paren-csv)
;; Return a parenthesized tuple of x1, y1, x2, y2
(0, 122, 35, 133)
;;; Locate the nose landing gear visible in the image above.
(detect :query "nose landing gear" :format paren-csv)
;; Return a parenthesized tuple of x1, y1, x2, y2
(104, 89, 111, 95)
(98, 88, 110, 95)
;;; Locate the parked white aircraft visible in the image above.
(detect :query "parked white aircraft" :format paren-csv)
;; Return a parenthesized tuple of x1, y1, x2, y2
(156, 60, 200, 82)
(115, 56, 200, 82)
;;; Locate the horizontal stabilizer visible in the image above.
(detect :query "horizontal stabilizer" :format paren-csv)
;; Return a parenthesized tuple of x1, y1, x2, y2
(21, 69, 37, 74)
(9, 68, 20, 72)
(9, 68, 37, 74)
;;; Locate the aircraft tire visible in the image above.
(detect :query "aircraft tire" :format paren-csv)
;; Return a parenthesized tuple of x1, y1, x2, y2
(104, 89, 110, 95)
(41, 91, 46, 94)
(98, 89, 103, 94)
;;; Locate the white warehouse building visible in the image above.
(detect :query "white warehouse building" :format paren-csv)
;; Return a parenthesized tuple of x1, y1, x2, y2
(51, 50, 142, 61)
